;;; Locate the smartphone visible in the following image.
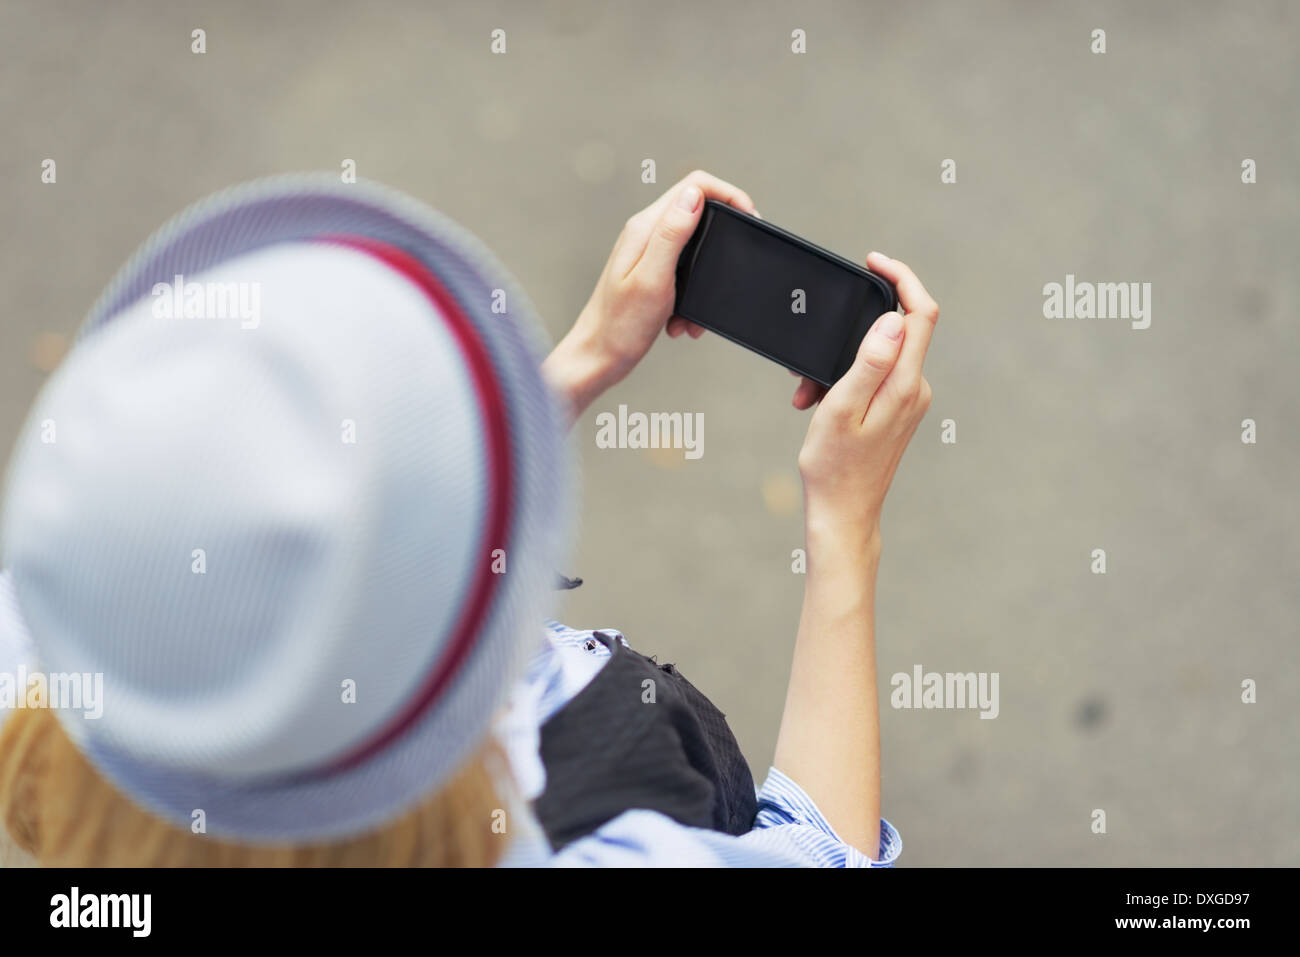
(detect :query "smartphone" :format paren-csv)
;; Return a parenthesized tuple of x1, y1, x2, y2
(674, 200, 897, 387)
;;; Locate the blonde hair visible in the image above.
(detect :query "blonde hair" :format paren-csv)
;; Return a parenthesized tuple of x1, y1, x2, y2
(0, 706, 507, 867)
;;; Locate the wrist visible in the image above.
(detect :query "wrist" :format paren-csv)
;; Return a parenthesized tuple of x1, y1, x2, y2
(804, 507, 883, 562)
(542, 322, 621, 422)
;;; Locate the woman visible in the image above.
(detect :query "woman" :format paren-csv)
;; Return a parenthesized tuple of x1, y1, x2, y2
(0, 171, 937, 866)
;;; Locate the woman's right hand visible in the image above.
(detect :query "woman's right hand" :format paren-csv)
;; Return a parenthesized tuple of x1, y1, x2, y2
(796, 252, 939, 545)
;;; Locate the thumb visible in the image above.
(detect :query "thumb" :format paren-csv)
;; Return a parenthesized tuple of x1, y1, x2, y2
(826, 311, 906, 416)
(636, 184, 704, 280)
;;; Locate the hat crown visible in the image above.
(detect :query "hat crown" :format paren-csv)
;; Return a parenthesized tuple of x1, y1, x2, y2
(3, 241, 490, 777)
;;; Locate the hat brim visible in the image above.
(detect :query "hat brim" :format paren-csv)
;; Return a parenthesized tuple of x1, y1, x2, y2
(52, 174, 574, 843)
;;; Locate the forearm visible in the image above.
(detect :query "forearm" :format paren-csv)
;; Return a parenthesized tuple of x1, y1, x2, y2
(772, 516, 883, 857)
(540, 316, 624, 427)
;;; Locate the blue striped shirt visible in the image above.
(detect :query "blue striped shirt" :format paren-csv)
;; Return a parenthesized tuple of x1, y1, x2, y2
(494, 620, 901, 867)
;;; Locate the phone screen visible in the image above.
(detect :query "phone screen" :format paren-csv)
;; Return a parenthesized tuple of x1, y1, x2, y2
(675, 203, 894, 385)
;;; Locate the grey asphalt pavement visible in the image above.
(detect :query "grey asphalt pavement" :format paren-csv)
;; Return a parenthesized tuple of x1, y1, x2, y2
(1, 0, 1296, 865)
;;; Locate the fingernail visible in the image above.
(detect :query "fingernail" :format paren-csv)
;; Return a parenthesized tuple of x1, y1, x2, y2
(876, 311, 904, 340)
(677, 185, 702, 212)
(869, 250, 891, 262)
